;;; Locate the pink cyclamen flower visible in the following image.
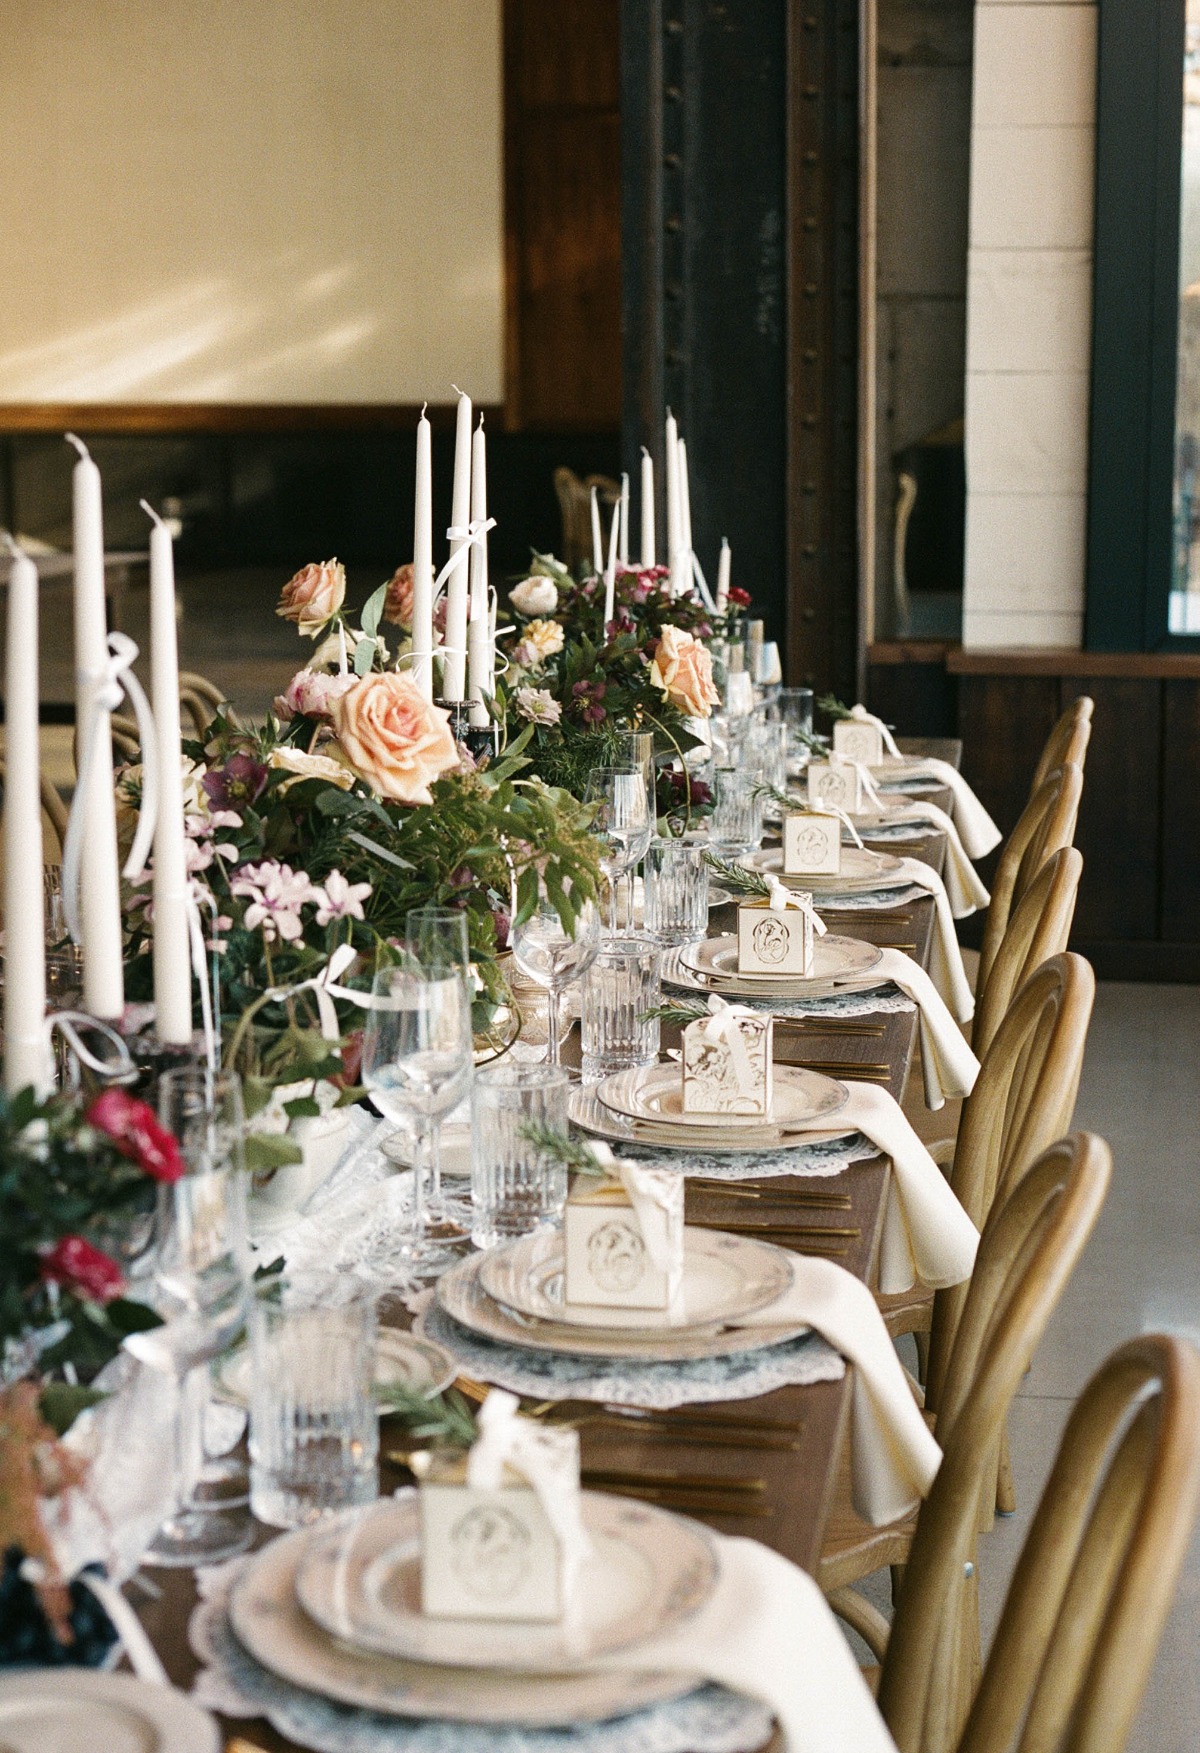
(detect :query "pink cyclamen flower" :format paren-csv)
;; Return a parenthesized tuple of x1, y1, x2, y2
(313, 869, 373, 927)
(230, 861, 318, 943)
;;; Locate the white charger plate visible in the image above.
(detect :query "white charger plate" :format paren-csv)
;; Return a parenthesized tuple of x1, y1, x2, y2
(217, 1328, 455, 1409)
(433, 1247, 810, 1360)
(294, 1492, 718, 1672)
(229, 1519, 697, 1725)
(598, 1061, 847, 1131)
(0, 1671, 218, 1753)
(478, 1225, 792, 1332)
(680, 933, 882, 993)
(742, 844, 905, 891)
(568, 1083, 856, 1154)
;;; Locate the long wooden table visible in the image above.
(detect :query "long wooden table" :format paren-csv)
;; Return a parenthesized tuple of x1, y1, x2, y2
(133, 739, 963, 1749)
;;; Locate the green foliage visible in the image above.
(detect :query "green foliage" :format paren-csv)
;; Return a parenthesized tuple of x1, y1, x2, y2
(701, 850, 768, 897)
(376, 1384, 479, 1448)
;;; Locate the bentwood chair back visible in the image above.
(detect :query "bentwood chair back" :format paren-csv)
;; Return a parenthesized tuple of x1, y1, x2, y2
(957, 1334, 1200, 1753)
(927, 953, 1095, 1408)
(976, 761, 1084, 1013)
(179, 671, 226, 714)
(0, 763, 70, 860)
(972, 847, 1083, 1060)
(1031, 696, 1093, 796)
(553, 466, 620, 572)
(874, 1135, 1113, 1753)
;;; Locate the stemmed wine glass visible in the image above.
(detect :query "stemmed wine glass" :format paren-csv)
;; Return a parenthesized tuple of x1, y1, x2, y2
(510, 890, 600, 1069)
(583, 765, 652, 933)
(361, 965, 474, 1257)
(404, 906, 473, 1231)
(130, 1068, 251, 1568)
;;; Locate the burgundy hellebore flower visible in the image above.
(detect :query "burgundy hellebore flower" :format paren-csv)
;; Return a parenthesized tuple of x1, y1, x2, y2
(86, 1088, 185, 1183)
(41, 1235, 125, 1304)
(571, 679, 608, 725)
(203, 754, 268, 813)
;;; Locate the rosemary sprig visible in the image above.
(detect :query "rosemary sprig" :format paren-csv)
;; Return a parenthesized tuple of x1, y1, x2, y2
(701, 850, 768, 897)
(375, 1384, 479, 1449)
(518, 1120, 609, 1175)
(642, 1000, 710, 1028)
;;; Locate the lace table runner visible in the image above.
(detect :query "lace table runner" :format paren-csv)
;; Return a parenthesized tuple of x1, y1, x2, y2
(190, 1559, 774, 1753)
(414, 1295, 844, 1410)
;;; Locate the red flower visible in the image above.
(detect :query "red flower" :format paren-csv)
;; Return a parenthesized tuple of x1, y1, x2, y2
(40, 1236, 125, 1304)
(86, 1089, 184, 1184)
(728, 586, 751, 609)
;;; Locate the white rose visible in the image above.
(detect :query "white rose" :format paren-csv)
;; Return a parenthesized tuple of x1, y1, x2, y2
(510, 577, 559, 617)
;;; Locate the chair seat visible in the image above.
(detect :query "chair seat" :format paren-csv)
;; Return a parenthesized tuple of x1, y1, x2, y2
(876, 1283, 934, 1340)
(817, 1426, 920, 1594)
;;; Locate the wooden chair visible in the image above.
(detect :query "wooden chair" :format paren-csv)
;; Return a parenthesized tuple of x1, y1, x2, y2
(976, 761, 1083, 1007)
(1031, 695, 1093, 795)
(828, 1134, 1112, 1747)
(971, 847, 1082, 1061)
(877, 1330, 1200, 1753)
(0, 763, 70, 860)
(553, 466, 620, 573)
(179, 671, 226, 714)
(880, 952, 1095, 1372)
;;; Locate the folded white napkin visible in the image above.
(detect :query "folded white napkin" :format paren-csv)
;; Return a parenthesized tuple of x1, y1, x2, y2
(893, 857, 975, 1025)
(877, 757, 1000, 860)
(594, 1534, 899, 1753)
(736, 1254, 942, 1524)
(875, 799, 990, 917)
(873, 947, 979, 1110)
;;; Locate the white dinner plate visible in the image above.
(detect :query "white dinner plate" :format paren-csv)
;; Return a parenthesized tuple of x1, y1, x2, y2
(0, 1671, 218, 1753)
(568, 1084, 857, 1154)
(295, 1491, 719, 1672)
(598, 1060, 847, 1131)
(216, 1328, 456, 1409)
(432, 1247, 811, 1360)
(661, 946, 893, 1008)
(478, 1225, 793, 1331)
(742, 844, 906, 891)
(681, 933, 882, 991)
(229, 1519, 697, 1725)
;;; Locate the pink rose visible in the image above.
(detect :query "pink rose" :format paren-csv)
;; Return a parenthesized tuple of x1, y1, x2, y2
(383, 563, 415, 629)
(40, 1236, 125, 1304)
(86, 1088, 185, 1183)
(330, 672, 460, 805)
(649, 626, 720, 718)
(273, 667, 357, 721)
(276, 559, 346, 637)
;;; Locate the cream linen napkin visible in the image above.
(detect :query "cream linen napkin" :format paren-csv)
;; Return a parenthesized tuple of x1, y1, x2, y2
(873, 946, 979, 1110)
(892, 857, 975, 1025)
(736, 1253, 942, 1524)
(877, 757, 1000, 860)
(595, 1535, 900, 1753)
(874, 798, 990, 917)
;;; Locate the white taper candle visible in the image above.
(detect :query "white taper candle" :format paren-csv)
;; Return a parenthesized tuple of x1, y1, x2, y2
(442, 387, 472, 701)
(143, 503, 192, 1045)
(467, 414, 490, 728)
(3, 538, 50, 1093)
(716, 537, 731, 612)
(618, 472, 630, 564)
(590, 486, 603, 576)
(411, 406, 434, 702)
(640, 446, 655, 567)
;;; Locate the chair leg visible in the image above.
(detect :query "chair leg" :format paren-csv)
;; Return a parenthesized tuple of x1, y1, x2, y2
(995, 1424, 1016, 1515)
(914, 1327, 931, 1385)
(890, 1563, 906, 1606)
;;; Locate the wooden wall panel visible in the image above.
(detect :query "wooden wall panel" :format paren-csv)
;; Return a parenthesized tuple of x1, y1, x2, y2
(1160, 680, 1200, 942)
(1069, 677, 1161, 942)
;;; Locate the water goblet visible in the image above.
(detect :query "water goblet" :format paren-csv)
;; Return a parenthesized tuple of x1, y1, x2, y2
(510, 892, 600, 1069)
(404, 905, 472, 1226)
(584, 764, 652, 933)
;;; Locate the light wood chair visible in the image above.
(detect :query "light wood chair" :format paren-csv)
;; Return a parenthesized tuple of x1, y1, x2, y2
(877, 1330, 1200, 1753)
(0, 763, 70, 860)
(553, 467, 620, 573)
(1031, 695, 1093, 795)
(971, 846, 1083, 1061)
(829, 1134, 1112, 1749)
(975, 760, 1084, 1013)
(179, 671, 226, 714)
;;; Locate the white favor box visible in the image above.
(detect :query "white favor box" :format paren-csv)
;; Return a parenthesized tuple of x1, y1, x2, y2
(807, 759, 862, 815)
(682, 1011, 774, 1116)
(420, 1454, 567, 1622)
(832, 718, 884, 766)
(783, 809, 842, 876)
(563, 1174, 684, 1309)
(737, 896, 815, 977)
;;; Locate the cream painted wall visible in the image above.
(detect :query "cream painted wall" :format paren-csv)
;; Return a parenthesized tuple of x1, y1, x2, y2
(0, 0, 504, 404)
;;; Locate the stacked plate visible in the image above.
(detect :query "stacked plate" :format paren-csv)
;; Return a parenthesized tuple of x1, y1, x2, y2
(225, 1489, 722, 1727)
(435, 1225, 808, 1362)
(741, 844, 909, 896)
(571, 1059, 851, 1155)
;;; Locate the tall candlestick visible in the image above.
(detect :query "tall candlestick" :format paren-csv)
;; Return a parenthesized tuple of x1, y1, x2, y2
(3, 539, 49, 1093)
(590, 486, 603, 576)
(442, 387, 472, 702)
(143, 503, 192, 1045)
(664, 411, 687, 598)
(68, 434, 124, 1020)
(716, 537, 731, 612)
(467, 414, 491, 728)
(603, 497, 619, 627)
(411, 405, 434, 702)
(618, 472, 630, 565)
(640, 447, 655, 567)
(678, 437, 694, 570)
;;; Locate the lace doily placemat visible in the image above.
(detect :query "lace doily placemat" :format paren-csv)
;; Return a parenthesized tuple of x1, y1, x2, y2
(414, 1297, 844, 1411)
(811, 884, 928, 911)
(190, 1558, 774, 1753)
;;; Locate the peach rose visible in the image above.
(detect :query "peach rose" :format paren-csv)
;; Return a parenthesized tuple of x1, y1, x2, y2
(330, 672, 459, 805)
(277, 559, 346, 637)
(383, 563, 414, 629)
(649, 626, 720, 718)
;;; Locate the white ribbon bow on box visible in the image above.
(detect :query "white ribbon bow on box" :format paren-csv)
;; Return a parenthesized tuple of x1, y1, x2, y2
(584, 1141, 684, 1275)
(467, 1389, 593, 1593)
(699, 993, 762, 1093)
(848, 702, 902, 759)
(829, 749, 886, 811)
(804, 799, 864, 850)
(762, 874, 828, 936)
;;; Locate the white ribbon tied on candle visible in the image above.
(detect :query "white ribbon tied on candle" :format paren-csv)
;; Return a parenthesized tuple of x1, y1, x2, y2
(700, 993, 759, 1094)
(585, 1141, 684, 1274)
(62, 631, 160, 948)
(263, 941, 360, 1041)
(432, 517, 498, 660)
(466, 1389, 593, 1594)
(762, 874, 828, 936)
(43, 1011, 135, 1082)
(848, 702, 902, 758)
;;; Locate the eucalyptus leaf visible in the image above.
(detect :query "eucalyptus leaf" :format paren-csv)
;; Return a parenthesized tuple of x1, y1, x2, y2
(361, 581, 388, 640)
(244, 1133, 305, 1173)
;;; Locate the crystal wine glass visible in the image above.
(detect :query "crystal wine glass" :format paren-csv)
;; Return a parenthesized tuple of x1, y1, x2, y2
(131, 1068, 251, 1568)
(361, 965, 474, 1258)
(510, 892, 600, 1069)
(584, 765, 652, 933)
(404, 906, 472, 1231)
